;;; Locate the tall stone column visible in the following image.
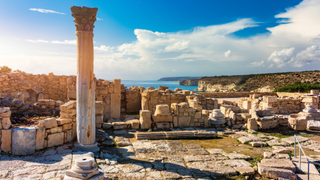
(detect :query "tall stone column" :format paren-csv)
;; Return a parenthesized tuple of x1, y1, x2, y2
(71, 6, 99, 152)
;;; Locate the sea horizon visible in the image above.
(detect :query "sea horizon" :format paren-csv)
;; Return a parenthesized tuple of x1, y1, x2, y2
(121, 80, 198, 91)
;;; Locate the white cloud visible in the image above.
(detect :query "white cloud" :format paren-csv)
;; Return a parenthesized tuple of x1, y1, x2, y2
(26, 39, 49, 43)
(224, 50, 231, 57)
(51, 40, 76, 45)
(291, 45, 320, 67)
(94, 45, 113, 52)
(97, 18, 103, 21)
(29, 8, 65, 15)
(248, 61, 264, 67)
(268, 47, 295, 67)
(26, 39, 76, 45)
(15, 0, 320, 80)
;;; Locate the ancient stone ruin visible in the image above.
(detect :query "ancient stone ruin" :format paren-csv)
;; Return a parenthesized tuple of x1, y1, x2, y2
(1, 5, 320, 180)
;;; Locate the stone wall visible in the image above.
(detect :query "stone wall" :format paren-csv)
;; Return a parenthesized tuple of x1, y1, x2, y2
(171, 102, 208, 127)
(198, 92, 276, 98)
(68, 78, 121, 120)
(125, 86, 143, 113)
(0, 72, 70, 104)
(141, 89, 188, 114)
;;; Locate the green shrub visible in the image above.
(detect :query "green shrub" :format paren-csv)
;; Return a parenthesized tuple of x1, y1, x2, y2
(273, 83, 320, 93)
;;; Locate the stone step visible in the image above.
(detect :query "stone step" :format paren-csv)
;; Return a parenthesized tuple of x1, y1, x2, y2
(294, 162, 320, 175)
(135, 131, 218, 140)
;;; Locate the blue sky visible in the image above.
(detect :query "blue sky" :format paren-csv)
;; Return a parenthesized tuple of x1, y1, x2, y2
(0, 0, 319, 80)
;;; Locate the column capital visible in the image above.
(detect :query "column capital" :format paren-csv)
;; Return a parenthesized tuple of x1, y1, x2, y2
(71, 6, 98, 32)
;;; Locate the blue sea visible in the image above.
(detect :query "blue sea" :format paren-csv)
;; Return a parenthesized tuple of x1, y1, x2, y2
(121, 80, 198, 91)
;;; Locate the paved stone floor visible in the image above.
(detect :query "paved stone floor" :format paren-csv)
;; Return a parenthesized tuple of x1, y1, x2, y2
(1, 129, 320, 180)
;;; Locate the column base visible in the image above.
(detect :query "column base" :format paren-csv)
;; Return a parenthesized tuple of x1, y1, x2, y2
(73, 141, 100, 154)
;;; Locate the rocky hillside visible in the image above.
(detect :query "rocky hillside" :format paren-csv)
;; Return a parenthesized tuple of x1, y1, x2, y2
(179, 79, 199, 86)
(197, 71, 320, 92)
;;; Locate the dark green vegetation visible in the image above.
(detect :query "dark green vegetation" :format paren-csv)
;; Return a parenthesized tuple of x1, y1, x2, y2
(273, 82, 320, 93)
(199, 70, 320, 92)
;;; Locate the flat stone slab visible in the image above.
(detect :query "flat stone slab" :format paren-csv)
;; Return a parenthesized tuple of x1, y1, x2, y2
(205, 148, 224, 155)
(186, 161, 208, 170)
(260, 159, 296, 172)
(235, 166, 255, 176)
(146, 171, 162, 180)
(223, 159, 252, 167)
(281, 136, 310, 144)
(258, 164, 297, 180)
(114, 136, 132, 147)
(237, 136, 264, 144)
(296, 174, 320, 180)
(12, 127, 36, 155)
(166, 140, 187, 152)
(151, 140, 171, 152)
(132, 140, 155, 153)
(251, 142, 267, 147)
(294, 162, 320, 175)
(116, 163, 144, 173)
(183, 155, 202, 162)
(222, 152, 251, 160)
(272, 146, 290, 154)
(161, 171, 181, 179)
(203, 165, 238, 176)
(266, 139, 290, 146)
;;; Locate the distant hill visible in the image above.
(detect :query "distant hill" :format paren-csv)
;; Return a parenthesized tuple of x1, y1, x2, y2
(198, 70, 320, 92)
(158, 77, 201, 81)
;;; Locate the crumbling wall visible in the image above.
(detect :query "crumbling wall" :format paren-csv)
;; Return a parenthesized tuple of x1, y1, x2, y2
(141, 89, 187, 114)
(126, 86, 143, 113)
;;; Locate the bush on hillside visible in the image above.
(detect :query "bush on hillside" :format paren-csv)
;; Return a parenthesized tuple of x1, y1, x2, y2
(273, 83, 320, 93)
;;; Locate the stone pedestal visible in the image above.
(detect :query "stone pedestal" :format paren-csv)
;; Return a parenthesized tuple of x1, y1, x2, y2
(65, 157, 104, 180)
(209, 109, 226, 126)
(71, 6, 99, 153)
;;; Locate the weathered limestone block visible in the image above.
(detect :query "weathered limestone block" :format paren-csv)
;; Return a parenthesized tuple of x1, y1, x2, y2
(38, 118, 57, 128)
(307, 120, 320, 130)
(50, 127, 63, 134)
(288, 114, 308, 131)
(60, 100, 76, 110)
(140, 110, 152, 129)
(12, 127, 36, 155)
(156, 122, 172, 129)
(96, 115, 103, 124)
(95, 101, 103, 115)
(102, 123, 112, 130)
(111, 93, 121, 119)
(1, 129, 12, 152)
(178, 116, 191, 127)
(154, 104, 170, 116)
(152, 115, 173, 123)
(62, 123, 72, 131)
(47, 132, 64, 147)
(128, 119, 140, 129)
(135, 132, 166, 140)
(112, 122, 129, 130)
(1, 117, 11, 129)
(258, 164, 297, 180)
(60, 108, 76, 118)
(113, 79, 121, 94)
(35, 126, 45, 150)
(64, 130, 73, 143)
(247, 118, 258, 130)
(56, 118, 72, 125)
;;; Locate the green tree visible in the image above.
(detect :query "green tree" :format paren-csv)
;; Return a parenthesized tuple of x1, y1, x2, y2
(0, 66, 12, 73)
